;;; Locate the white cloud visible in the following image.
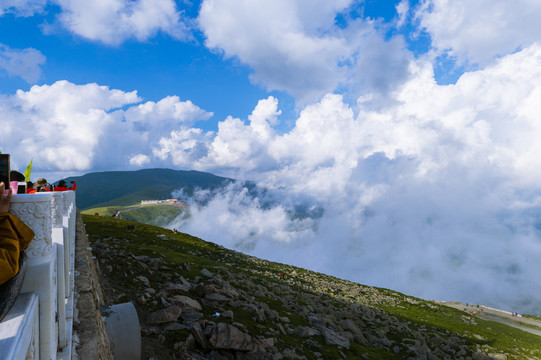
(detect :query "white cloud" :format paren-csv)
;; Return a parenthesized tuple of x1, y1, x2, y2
(101, 97, 214, 169)
(415, 0, 541, 66)
(154, 96, 282, 173)
(124, 96, 213, 126)
(129, 153, 150, 166)
(157, 44, 541, 314)
(171, 183, 315, 252)
(53, 0, 192, 45)
(198, 0, 413, 103)
(396, 0, 409, 28)
(0, 43, 46, 83)
(1, 80, 213, 173)
(0, 0, 47, 16)
(1, 81, 140, 171)
(5, 42, 541, 313)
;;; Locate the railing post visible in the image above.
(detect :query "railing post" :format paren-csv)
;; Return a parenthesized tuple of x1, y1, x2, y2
(59, 190, 76, 360)
(0, 293, 40, 359)
(51, 192, 67, 350)
(10, 193, 58, 360)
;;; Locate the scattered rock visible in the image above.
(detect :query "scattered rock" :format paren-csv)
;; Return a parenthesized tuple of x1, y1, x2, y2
(293, 327, 320, 338)
(180, 308, 204, 324)
(146, 305, 182, 324)
(488, 354, 507, 360)
(222, 310, 234, 318)
(162, 281, 191, 293)
(169, 295, 202, 311)
(322, 327, 350, 349)
(205, 293, 231, 302)
(200, 268, 214, 278)
(191, 323, 209, 349)
(135, 275, 150, 287)
(209, 323, 254, 351)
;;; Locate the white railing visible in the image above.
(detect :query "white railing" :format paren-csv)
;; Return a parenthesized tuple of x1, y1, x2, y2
(0, 191, 76, 360)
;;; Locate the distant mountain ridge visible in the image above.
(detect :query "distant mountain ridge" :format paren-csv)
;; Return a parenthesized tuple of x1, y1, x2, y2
(62, 168, 234, 210)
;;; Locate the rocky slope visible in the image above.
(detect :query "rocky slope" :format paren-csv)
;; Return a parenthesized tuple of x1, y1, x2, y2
(82, 215, 541, 360)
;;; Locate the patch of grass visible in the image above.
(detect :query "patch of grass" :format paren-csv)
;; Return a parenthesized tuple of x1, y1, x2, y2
(379, 300, 541, 359)
(81, 205, 137, 217)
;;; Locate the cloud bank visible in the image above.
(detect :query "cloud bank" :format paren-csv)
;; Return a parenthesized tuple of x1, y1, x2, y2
(162, 44, 541, 314)
(3, 46, 541, 313)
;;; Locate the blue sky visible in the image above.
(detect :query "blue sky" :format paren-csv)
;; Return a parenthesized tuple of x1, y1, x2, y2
(0, 0, 428, 134)
(0, 1, 287, 129)
(4, 0, 541, 313)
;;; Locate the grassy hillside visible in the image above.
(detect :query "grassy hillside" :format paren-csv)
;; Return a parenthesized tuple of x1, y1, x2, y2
(116, 204, 186, 227)
(82, 214, 541, 360)
(81, 206, 131, 217)
(61, 168, 233, 210)
(82, 204, 187, 227)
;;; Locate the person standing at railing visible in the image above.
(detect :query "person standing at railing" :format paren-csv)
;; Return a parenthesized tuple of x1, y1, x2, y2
(34, 178, 51, 192)
(54, 179, 77, 192)
(0, 182, 34, 285)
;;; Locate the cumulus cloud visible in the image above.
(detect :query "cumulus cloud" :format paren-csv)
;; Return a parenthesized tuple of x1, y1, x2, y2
(198, 0, 413, 103)
(0, 43, 46, 83)
(52, 0, 192, 45)
(0, 80, 212, 173)
(415, 0, 541, 66)
(97, 97, 213, 170)
(129, 153, 150, 167)
(1, 81, 140, 171)
(124, 96, 213, 127)
(158, 44, 541, 314)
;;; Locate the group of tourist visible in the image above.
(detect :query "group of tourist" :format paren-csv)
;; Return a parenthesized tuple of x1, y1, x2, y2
(7, 170, 76, 194)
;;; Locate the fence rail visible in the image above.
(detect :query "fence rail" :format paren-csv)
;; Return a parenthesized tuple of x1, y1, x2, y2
(0, 191, 76, 360)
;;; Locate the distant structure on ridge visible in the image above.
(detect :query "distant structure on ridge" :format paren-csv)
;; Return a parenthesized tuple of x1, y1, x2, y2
(141, 199, 188, 209)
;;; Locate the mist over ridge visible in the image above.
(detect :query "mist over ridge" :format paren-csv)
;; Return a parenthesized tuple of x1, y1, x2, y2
(161, 48, 541, 316)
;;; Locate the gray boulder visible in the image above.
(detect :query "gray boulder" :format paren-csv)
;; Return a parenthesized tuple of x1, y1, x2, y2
(322, 327, 350, 349)
(208, 323, 254, 351)
(146, 305, 182, 324)
(293, 326, 320, 338)
(169, 295, 202, 311)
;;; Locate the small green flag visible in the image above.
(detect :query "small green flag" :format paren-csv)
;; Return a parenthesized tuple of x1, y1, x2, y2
(24, 159, 33, 182)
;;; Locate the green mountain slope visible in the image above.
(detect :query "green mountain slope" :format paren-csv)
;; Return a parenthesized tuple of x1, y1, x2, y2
(61, 168, 233, 209)
(82, 214, 541, 360)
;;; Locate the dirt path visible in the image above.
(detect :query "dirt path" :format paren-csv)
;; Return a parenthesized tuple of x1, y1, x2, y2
(114, 205, 142, 218)
(437, 301, 541, 337)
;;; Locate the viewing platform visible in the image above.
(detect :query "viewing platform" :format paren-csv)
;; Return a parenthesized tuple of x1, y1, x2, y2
(0, 191, 76, 359)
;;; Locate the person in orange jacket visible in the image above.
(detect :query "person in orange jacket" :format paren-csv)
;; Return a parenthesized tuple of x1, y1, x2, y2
(0, 182, 34, 285)
(54, 180, 77, 192)
(26, 182, 36, 194)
